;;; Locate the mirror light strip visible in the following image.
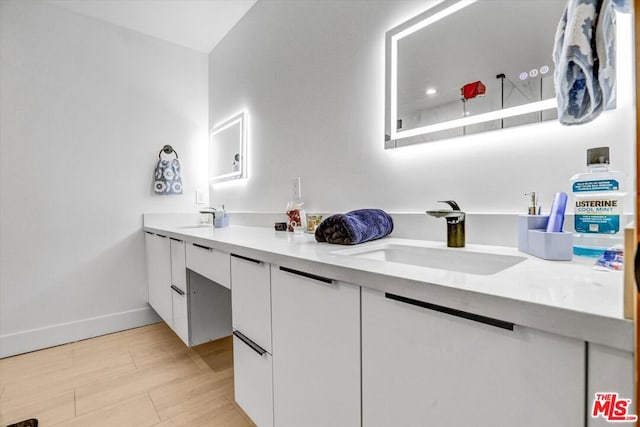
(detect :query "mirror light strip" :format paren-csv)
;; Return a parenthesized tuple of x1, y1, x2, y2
(214, 171, 242, 180)
(211, 115, 243, 136)
(392, 1, 476, 42)
(396, 98, 558, 139)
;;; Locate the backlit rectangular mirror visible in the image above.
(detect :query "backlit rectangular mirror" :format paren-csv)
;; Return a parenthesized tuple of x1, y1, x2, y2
(385, 0, 566, 148)
(209, 111, 247, 184)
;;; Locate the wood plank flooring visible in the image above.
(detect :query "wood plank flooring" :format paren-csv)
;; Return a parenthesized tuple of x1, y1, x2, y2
(0, 323, 255, 427)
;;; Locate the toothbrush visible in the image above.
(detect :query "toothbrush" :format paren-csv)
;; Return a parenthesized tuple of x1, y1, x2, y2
(546, 192, 568, 232)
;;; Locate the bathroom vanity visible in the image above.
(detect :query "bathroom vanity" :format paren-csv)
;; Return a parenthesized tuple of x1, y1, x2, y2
(143, 219, 633, 427)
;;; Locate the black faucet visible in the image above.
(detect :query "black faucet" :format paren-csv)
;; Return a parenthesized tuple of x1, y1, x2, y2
(426, 200, 465, 248)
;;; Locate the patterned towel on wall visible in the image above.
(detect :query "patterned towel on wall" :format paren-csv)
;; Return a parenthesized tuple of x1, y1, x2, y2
(154, 146, 183, 195)
(553, 0, 630, 125)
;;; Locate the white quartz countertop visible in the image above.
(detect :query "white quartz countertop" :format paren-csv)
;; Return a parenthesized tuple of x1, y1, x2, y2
(143, 223, 634, 352)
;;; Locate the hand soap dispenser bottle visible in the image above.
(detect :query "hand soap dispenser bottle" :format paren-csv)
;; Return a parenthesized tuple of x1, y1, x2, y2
(526, 192, 540, 215)
(517, 192, 546, 252)
(570, 147, 627, 257)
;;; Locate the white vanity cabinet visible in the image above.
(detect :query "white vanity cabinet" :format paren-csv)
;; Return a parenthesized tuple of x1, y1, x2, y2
(144, 232, 172, 325)
(361, 287, 586, 427)
(145, 233, 232, 347)
(144, 232, 189, 345)
(230, 254, 273, 427)
(142, 223, 634, 427)
(271, 265, 361, 427)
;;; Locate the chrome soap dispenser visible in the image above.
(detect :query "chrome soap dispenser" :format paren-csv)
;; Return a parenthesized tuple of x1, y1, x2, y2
(525, 192, 541, 215)
(517, 192, 546, 253)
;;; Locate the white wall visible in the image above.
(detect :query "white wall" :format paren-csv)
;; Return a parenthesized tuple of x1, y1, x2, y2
(0, 0, 209, 356)
(208, 1, 635, 219)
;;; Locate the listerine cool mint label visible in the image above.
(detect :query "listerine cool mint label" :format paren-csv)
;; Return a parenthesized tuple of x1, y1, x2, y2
(573, 197, 621, 234)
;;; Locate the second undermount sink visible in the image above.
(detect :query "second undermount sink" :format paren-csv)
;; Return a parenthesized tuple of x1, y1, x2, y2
(174, 224, 213, 229)
(333, 243, 526, 276)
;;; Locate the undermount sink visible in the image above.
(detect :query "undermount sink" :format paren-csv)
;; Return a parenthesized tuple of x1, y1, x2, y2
(333, 243, 526, 276)
(174, 224, 213, 229)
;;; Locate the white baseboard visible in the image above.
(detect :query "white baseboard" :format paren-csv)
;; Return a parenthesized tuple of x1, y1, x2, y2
(0, 306, 161, 358)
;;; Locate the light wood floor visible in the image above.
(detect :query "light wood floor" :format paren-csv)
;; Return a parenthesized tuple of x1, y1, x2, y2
(0, 323, 256, 427)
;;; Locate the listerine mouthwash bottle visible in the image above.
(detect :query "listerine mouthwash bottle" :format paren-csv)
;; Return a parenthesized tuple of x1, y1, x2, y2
(570, 147, 627, 257)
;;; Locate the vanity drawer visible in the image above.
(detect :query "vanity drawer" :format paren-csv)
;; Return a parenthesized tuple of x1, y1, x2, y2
(231, 254, 271, 353)
(186, 242, 230, 289)
(233, 334, 274, 427)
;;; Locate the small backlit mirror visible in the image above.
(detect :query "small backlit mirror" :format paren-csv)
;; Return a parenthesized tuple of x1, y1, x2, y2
(209, 111, 247, 184)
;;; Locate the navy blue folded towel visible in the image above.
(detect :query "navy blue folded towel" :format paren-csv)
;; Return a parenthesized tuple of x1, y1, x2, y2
(315, 209, 393, 245)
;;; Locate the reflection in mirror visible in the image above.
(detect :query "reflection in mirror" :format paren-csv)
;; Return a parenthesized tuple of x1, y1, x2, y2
(385, 0, 567, 148)
(209, 111, 246, 184)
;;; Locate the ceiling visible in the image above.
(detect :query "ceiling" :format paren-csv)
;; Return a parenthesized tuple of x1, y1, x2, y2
(46, 0, 258, 53)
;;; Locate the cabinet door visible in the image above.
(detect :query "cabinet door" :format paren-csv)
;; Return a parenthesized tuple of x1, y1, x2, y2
(171, 285, 189, 346)
(362, 288, 585, 427)
(144, 232, 172, 325)
(233, 335, 274, 427)
(587, 344, 635, 426)
(231, 254, 271, 352)
(170, 238, 187, 292)
(271, 266, 360, 427)
(169, 238, 189, 345)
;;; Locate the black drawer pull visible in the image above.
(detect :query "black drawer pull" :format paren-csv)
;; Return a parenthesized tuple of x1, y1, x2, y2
(279, 266, 333, 284)
(144, 231, 154, 235)
(170, 237, 182, 242)
(171, 285, 185, 296)
(231, 253, 262, 264)
(156, 234, 167, 239)
(233, 330, 267, 356)
(192, 243, 212, 251)
(385, 293, 514, 331)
